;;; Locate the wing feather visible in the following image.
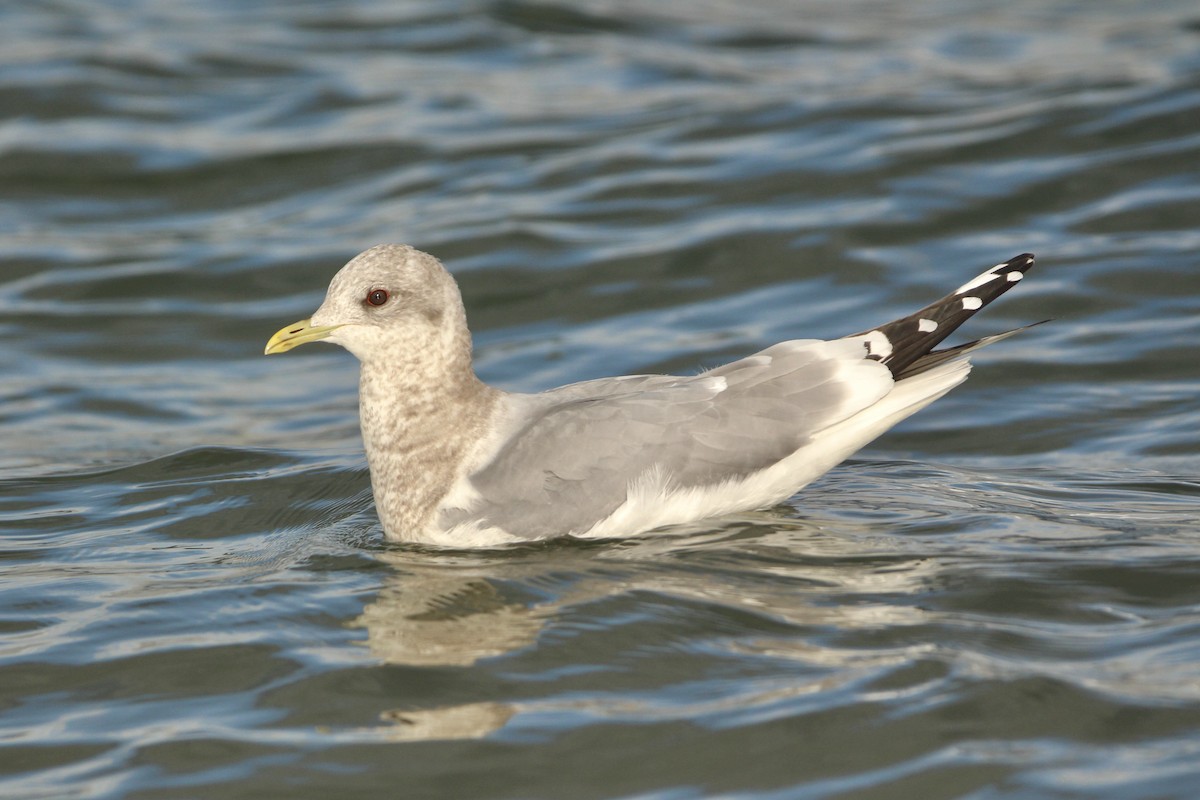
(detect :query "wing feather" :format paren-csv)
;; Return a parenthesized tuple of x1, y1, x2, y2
(440, 339, 892, 539)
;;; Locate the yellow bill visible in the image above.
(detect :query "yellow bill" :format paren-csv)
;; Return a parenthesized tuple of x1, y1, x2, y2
(264, 319, 342, 355)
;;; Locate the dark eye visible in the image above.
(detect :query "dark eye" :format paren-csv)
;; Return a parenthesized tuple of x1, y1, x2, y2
(366, 288, 389, 307)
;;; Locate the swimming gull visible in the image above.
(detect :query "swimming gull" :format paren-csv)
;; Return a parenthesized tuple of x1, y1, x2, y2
(265, 245, 1037, 547)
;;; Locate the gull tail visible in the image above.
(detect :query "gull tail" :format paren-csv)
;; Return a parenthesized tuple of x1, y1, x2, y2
(846, 253, 1042, 379)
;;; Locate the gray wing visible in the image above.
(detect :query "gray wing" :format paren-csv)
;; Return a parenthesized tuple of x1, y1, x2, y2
(442, 339, 891, 539)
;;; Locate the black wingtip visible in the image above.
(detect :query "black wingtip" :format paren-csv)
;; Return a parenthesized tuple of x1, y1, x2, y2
(895, 318, 1050, 379)
(846, 252, 1038, 378)
(1005, 252, 1035, 278)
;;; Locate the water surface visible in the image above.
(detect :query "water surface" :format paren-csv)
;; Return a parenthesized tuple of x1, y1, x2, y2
(3, 1, 1200, 798)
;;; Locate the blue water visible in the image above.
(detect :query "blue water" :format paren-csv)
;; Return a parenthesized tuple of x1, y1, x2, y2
(4, 1, 1200, 797)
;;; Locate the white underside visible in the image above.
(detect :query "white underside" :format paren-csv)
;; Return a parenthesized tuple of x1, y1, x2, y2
(421, 357, 972, 548)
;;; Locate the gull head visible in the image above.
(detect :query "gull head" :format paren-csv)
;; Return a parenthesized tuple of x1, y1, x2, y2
(265, 244, 468, 364)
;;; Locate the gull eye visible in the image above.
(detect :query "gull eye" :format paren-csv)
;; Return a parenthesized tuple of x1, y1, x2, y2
(366, 288, 389, 307)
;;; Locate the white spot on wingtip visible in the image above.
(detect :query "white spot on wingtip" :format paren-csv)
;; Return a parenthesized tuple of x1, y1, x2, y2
(955, 270, 1002, 295)
(860, 329, 893, 359)
(1006, 271, 1023, 282)
(962, 296, 983, 310)
(918, 318, 938, 333)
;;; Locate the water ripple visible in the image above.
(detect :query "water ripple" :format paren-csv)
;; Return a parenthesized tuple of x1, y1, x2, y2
(3, 1, 1200, 798)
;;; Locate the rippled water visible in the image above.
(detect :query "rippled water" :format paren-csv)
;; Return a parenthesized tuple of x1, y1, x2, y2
(4, 1, 1200, 797)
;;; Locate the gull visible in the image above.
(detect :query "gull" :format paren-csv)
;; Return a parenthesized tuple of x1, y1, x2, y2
(266, 245, 1037, 547)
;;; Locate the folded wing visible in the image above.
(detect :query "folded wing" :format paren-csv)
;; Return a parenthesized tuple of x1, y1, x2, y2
(442, 339, 893, 539)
